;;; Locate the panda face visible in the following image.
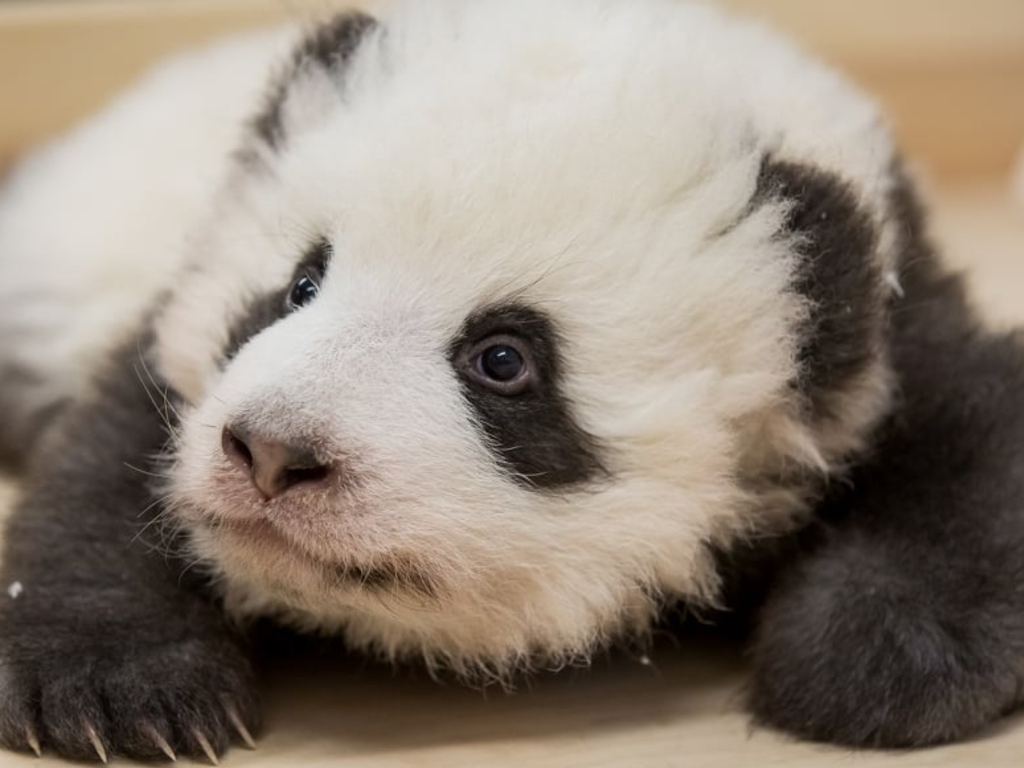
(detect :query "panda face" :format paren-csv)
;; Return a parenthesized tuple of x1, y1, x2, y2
(152, 0, 897, 677)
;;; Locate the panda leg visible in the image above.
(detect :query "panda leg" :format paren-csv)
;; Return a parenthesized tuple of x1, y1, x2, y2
(748, 515, 1024, 747)
(749, 290, 1024, 747)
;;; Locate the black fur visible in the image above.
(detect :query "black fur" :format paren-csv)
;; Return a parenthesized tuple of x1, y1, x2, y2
(703, 160, 889, 628)
(223, 286, 289, 362)
(0, 336, 259, 761)
(450, 304, 606, 490)
(756, 158, 886, 420)
(0, 363, 66, 469)
(251, 12, 378, 151)
(748, 167, 1024, 747)
(223, 238, 332, 360)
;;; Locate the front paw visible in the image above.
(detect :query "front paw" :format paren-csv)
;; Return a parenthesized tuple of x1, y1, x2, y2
(0, 635, 259, 762)
(748, 535, 1019, 747)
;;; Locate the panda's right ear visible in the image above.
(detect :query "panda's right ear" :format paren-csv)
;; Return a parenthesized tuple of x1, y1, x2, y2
(250, 12, 379, 153)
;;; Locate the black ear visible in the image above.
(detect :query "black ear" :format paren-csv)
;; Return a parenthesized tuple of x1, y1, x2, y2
(755, 158, 888, 421)
(251, 12, 379, 151)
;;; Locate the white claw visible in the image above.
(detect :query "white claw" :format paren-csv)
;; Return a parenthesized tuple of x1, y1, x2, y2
(192, 729, 219, 766)
(885, 269, 905, 298)
(155, 734, 177, 762)
(143, 724, 176, 762)
(226, 708, 256, 750)
(25, 725, 41, 758)
(85, 724, 108, 764)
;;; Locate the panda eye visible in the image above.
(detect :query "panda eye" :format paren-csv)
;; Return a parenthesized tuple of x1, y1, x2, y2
(466, 335, 534, 395)
(480, 345, 523, 381)
(285, 240, 332, 312)
(286, 273, 321, 311)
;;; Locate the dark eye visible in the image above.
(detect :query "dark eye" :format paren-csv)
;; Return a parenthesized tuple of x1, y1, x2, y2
(480, 345, 523, 381)
(287, 273, 320, 311)
(466, 335, 534, 395)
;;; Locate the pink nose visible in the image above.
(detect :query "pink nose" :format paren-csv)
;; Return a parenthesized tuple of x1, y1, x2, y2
(221, 423, 332, 500)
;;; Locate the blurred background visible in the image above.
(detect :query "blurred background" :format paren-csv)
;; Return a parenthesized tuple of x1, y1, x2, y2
(2, 0, 1019, 319)
(1, 0, 1022, 184)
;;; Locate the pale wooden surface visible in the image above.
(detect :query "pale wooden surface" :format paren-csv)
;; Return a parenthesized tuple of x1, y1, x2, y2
(0, 183, 1021, 766)
(1, 0, 1023, 181)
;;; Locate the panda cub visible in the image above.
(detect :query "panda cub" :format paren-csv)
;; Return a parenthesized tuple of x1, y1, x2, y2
(3, 0, 1024, 761)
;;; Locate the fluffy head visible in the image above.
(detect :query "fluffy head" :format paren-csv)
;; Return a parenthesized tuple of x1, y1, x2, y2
(153, 0, 902, 678)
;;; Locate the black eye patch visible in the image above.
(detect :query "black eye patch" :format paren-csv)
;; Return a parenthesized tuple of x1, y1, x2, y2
(449, 304, 607, 491)
(222, 239, 333, 362)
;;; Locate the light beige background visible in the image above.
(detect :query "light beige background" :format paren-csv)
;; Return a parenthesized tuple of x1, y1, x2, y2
(2, 0, 1023, 179)
(1, 1, 1023, 765)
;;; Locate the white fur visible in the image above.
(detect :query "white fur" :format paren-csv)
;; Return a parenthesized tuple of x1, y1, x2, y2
(0, 28, 294, 425)
(2, 1, 900, 679)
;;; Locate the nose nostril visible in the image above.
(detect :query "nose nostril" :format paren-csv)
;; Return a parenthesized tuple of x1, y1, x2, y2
(282, 462, 329, 487)
(222, 426, 254, 472)
(222, 423, 332, 499)
(282, 464, 331, 489)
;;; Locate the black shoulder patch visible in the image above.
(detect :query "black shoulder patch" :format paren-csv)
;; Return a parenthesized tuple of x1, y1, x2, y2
(756, 158, 884, 418)
(252, 12, 378, 151)
(449, 304, 607, 491)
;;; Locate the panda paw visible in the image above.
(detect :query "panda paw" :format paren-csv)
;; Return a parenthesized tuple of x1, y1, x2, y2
(0, 636, 260, 763)
(747, 535, 1018, 748)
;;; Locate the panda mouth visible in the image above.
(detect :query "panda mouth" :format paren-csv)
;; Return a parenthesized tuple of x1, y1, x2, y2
(214, 518, 442, 600)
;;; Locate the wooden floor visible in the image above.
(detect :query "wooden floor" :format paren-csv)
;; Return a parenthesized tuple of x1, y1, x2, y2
(0, 180, 1022, 766)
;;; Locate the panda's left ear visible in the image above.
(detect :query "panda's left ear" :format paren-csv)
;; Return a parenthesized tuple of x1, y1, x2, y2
(250, 12, 379, 152)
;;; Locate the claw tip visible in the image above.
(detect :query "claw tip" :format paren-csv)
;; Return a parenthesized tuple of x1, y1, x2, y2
(226, 708, 257, 749)
(143, 724, 177, 762)
(25, 726, 41, 758)
(192, 729, 219, 766)
(85, 724, 108, 764)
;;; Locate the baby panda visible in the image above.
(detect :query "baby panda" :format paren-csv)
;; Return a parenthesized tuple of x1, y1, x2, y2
(3, 0, 1024, 761)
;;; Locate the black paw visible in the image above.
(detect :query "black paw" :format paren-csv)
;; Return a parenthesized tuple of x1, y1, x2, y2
(0, 635, 260, 762)
(748, 534, 1018, 748)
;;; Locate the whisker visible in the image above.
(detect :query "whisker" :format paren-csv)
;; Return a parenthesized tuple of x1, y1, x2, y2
(123, 462, 171, 480)
(133, 363, 175, 435)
